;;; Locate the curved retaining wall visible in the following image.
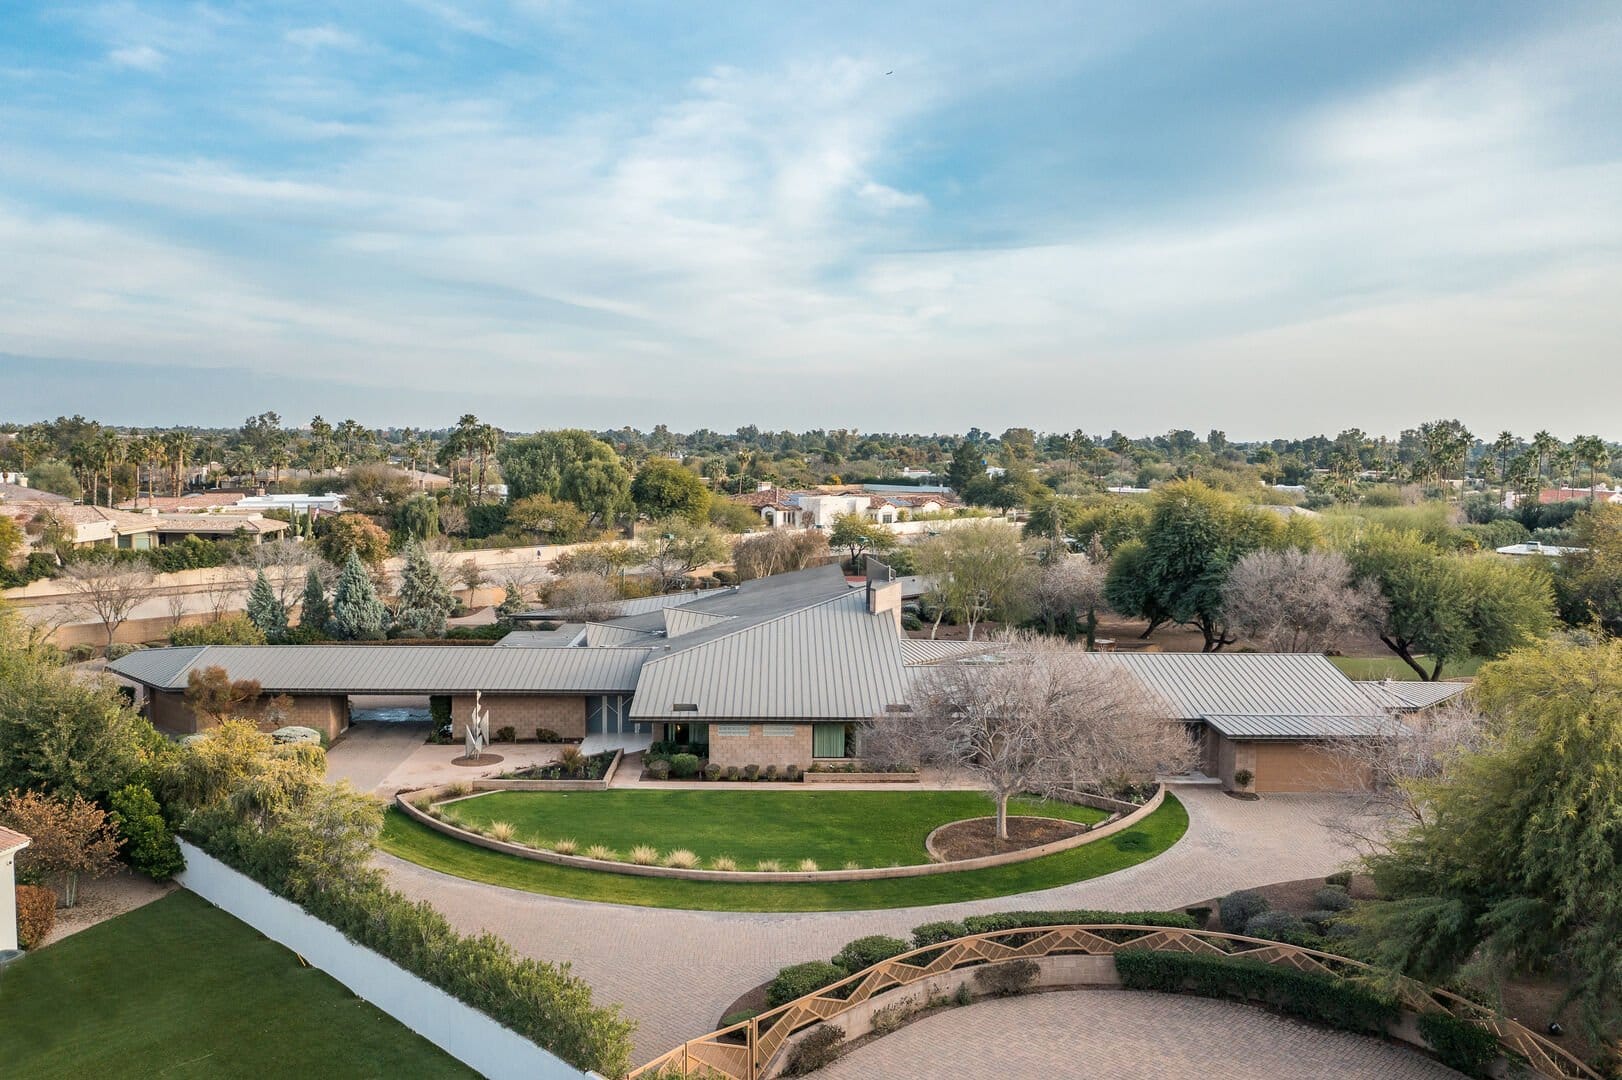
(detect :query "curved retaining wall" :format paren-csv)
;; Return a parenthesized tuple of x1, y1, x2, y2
(394, 783, 1167, 884)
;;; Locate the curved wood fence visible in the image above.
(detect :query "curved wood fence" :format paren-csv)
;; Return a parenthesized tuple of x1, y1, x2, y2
(629, 924, 1599, 1080)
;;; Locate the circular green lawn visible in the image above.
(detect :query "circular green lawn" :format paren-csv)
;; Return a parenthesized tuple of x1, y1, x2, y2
(379, 790, 1188, 912)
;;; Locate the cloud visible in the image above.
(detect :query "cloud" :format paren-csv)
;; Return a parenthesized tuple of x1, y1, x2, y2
(107, 44, 165, 71)
(285, 26, 363, 51)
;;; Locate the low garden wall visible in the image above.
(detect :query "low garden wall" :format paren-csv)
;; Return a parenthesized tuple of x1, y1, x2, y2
(174, 840, 594, 1080)
(454, 749, 623, 793)
(395, 784, 1166, 884)
(802, 771, 921, 785)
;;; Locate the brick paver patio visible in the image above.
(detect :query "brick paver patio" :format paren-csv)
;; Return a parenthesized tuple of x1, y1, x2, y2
(814, 989, 1464, 1079)
(382, 784, 1359, 1061)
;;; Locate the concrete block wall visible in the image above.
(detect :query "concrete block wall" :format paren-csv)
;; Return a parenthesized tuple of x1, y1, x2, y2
(705, 722, 815, 769)
(452, 694, 587, 740)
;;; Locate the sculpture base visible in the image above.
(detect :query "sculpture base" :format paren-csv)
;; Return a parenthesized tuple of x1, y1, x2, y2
(452, 754, 504, 767)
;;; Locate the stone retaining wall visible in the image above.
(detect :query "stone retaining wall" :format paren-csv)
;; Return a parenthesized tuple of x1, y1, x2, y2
(395, 783, 1167, 884)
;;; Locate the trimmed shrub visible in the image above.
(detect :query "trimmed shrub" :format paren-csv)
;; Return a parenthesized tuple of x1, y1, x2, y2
(15, 883, 56, 948)
(763, 764, 779, 781)
(1184, 906, 1213, 928)
(535, 727, 563, 743)
(974, 959, 1040, 997)
(664, 849, 701, 869)
(911, 920, 967, 948)
(628, 845, 660, 865)
(105, 642, 144, 661)
(108, 783, 185, 880)
(1417, 1012, 1501, 1078)
(1220, 889, 1271, 934)
(1232, 768, 1254, 788)
(743, 764, 761, 781)
(724, 766, 740, 781)
(1312, 885, 1353, 912)
(959, 909, 1197, 938)
(768, 961, 848, 1007)
(782, 764, 802, 782)
(832, 935, 910, 972)
(1114, 951, 1399, 1035)
(169, 614, 265, 646)
(646, 760, 671, 781)
(669, 753, 701, 779)
(1324, 870, 1353, 888)
(1300, 910, 1341, 933)
(702, 763, 722, 781)
(783, 1025, 845, 1076)
(493, 726, 516, 743)
(67, 643, 97, 662)
(1244, 910, 1309, 943)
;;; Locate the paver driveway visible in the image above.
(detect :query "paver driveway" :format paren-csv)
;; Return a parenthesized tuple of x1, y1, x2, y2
(815, 990, 1464, 1079)
(382, 784, 1357, 1061)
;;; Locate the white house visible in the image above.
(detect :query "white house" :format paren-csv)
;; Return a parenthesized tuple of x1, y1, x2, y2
(1, 825, 30, 954)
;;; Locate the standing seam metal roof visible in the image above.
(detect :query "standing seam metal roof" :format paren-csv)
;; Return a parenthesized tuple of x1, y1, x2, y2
(1201, 714, 1405, 740)
(108, 645, 648, 694)
(1085, 652, 1384, 719)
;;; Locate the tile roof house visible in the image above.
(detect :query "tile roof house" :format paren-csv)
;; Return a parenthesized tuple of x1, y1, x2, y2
(0, 502, 287, 554)
(1, 825, 30, 954)
(730, 484, 962, 529)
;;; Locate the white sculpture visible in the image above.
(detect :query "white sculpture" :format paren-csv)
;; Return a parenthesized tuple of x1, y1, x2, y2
(464, 691, 490, 760)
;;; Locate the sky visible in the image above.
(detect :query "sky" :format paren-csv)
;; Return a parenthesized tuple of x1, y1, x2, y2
(2, 2, 1620, 439)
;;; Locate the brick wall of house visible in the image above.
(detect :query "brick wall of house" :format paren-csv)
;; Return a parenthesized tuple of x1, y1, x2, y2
(450, 694, 587, 740)
(146, 689, 349, 742)
(1252, 741, 1370, 793)
(705, 722, 815, 769)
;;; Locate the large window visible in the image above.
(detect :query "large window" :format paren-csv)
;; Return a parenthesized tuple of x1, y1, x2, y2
(587, 695, 640, 735)
(813, 723, 850, 758)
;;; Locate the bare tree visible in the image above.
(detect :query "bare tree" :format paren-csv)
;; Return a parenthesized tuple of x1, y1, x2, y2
(864, 633, 1195, 838)
(1323, 697, 1486, 855)
(545, 572, 623, 622)
(1221, 549, 1385, 653)
(198, 567, 245, 623)
(733, 530, 829, 581)
(1030, 548, 1108, 644)
(60, 555, 154, 648)
(237, 539, 319, 610)
(163, 586, 191, 632)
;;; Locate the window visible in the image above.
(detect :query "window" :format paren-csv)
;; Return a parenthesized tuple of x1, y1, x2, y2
(813, 723, 849, 758)
(716, 723, 750, 738)
(762, 723, 795, 738)
(673, 703, 698, 712)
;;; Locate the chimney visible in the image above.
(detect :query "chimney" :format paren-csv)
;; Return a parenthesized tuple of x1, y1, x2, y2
(864, 557, 902, 626)
(756, 481, 773, 493)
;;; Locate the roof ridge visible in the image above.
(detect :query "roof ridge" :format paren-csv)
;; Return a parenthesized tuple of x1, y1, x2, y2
(640, 589, 860, 664)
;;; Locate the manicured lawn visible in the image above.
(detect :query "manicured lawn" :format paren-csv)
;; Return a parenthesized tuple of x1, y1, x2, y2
(0, 891, 476, 1080)
(1329, 654, 1484, 681)
(380, 793, 1187, 912)
(439, 789, 1109, 868)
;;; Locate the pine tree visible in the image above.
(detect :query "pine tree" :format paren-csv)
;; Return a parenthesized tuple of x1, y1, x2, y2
(245, 569, 287, 641)
(299, 566, 331, 634)
(498, 583, 524, 619)
(394, 542, 454, 637)
(329, 551, 387, 640)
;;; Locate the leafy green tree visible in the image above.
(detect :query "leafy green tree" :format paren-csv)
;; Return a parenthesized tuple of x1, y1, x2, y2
(633, 518, 731, 593)
(245, 570, 287, 641)
(827, 513, 897, 572)
(392, 492, 440, 541)
(108, 783, 185, 880)
(506, 494, 590, 543)
(0, 513, 24, 569)
(328, 552, 388, 639)
(1556, 504, 1622, 633)
(0, 605, 160, 801)
(1350, 639, 1622, 1041)
(394, 542, 454, 637)
(1103, 481, 1282, 650)
(946, 439, 982, 494)
(496, 430, 631, 523)
(630, 458, 710, 523)
(915, 521, 1033, 639)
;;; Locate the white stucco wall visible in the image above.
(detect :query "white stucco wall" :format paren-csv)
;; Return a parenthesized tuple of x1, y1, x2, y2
(175, 840, 593, 1080)
(1, 850, 17, 952)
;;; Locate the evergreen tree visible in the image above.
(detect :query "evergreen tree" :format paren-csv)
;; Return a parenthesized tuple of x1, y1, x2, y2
(498, 583, 524, 619)
(328, 551, 387, 640)
(394, 542, 454, 637)
(947, 439, 981, 494)
(245, 570, 287, 641)
(299, 566, 330, 633)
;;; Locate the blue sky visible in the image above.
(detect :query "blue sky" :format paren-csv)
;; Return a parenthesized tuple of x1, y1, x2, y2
(3, 2, 1620, 437)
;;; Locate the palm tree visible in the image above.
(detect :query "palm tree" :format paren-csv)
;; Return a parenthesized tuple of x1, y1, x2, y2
(130, 433, 164, 506)
(1530, 431, 1558, 486)
(162, 431, 193, 497)
(1574, 435, 1609, 500)
(94, 431, 125, 507)
(1489, 431, 1517, 507)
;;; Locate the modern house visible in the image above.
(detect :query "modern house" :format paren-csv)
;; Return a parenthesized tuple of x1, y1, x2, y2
(109, 562, 1466, 791)
(732, 484, 960, 530)
(0, 502, 288, 554)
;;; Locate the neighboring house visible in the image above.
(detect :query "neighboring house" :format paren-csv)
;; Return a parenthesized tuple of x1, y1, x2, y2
(898, 467, 935, 479)
(731, 484, 961, 530)
(0, 503, 288, 554)
(1, 825, 29, 955)
(1495, 541, 1585, 558)
(114, 493, 251, 512)
(395, 468, 452, 490)
(0, 482, 70, 505)
(1504, 486, 1622, 509)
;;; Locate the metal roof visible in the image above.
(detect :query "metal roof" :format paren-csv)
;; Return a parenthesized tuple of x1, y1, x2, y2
(1355, 680, 1470, 710)
(493, 625, 587, 648)
(515, 589, 713, 622)
(1202, 713, 1406, 740)
(1086, 652, 1383, 720)
(663, 607, 734, 638)
(583, 623, 660, 647)
(109, 644, 647, 694)
(899, 638, 1000, 666)
(629, 590, 911, 720)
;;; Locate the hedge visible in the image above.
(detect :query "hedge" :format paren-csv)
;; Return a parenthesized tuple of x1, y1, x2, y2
(1113, 950, 1399, 1035)
(831, 935, 911, 973)
(191, 822, 633, 1077)
(1416, 1012, 1502, 1078)
(768, 962, 848, 1008)
(15, 883, 56, 949)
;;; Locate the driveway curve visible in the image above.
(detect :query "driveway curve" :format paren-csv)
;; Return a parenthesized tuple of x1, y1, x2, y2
(381, 785, 1355, 1061)
(815, 990, 1462, 1079)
